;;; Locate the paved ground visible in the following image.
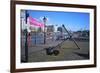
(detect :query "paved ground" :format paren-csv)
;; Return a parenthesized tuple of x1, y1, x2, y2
(21, 38, 89, 62)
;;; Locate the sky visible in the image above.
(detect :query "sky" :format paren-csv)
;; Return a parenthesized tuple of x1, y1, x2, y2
(26, 10, 90, 31)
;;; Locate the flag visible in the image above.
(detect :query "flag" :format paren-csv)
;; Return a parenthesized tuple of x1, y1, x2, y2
(28, 16, 44, 27)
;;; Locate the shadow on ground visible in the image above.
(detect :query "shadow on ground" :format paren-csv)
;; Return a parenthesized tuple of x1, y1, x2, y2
(73, 52, 89, 59)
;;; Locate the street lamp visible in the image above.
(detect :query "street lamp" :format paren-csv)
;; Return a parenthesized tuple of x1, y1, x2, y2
(43, 16, 47, 44)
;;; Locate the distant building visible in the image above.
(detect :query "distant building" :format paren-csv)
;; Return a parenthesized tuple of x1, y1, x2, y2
(45, 25, 54, 40)
(46, 25, 54, 32)
(72, 30, 89, 40)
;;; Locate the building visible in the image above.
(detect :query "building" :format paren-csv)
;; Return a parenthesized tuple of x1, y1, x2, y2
(46, 25, 54, 32)
(72, 30, 89, 40)
(45, 25, 54, 40)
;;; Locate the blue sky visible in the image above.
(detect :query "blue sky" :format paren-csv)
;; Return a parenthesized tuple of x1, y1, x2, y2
(27, 10, 90, 31)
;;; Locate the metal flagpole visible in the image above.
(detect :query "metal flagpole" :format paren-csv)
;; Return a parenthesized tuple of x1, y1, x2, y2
(24, 10, 29, 62)
(24, 29, 28, 62)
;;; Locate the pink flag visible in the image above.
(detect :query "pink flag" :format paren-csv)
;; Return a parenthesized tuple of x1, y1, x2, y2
(28, 16, 44, 27)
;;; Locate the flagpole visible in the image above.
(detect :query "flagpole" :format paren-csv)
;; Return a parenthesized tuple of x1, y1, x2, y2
(25, 10, 29, 62)
(24, 29, 28, 62)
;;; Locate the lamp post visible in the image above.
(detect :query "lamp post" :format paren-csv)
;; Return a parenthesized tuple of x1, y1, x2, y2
(43, 16, 47, 44)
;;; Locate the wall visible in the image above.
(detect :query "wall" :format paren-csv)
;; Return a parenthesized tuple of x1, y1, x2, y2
(0, 0, 100, 73)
